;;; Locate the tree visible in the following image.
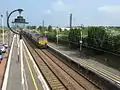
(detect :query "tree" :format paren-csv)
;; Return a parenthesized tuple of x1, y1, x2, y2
(48, 25, 52, 32)
(26, 26, 30, 29)
(31, 26, 36, 29)
(37, 26, 42, 30)
(26, 25, 36, 29)
(85, 26, 114, 53)
(59, 28, 62, 32)
(68, 28, 81, 48)
(37, 26, 43, 34)
(111, 35, 120, 53)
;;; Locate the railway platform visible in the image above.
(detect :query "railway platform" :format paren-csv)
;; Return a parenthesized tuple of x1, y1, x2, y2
(2, 35, 22, 90)
(2, 35, 48, 90)
(48, 42, 120, 88)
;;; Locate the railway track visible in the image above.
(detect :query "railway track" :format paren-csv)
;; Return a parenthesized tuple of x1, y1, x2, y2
(24, 37, 101, 90)
(24, 38, 66, 90)
(42, 49, 101, 90)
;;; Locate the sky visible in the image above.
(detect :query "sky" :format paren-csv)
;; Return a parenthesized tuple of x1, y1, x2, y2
(0, 0, 120, 27)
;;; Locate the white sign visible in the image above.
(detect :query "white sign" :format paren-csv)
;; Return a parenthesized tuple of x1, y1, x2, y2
(79, 40, 83, 44)
(44, 31, 48, 33)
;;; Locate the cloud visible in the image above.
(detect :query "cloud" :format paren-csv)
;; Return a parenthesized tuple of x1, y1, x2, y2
(98, 5, 120, 13)
(44, 9, 52, 14)
(52, 0, 69, 12)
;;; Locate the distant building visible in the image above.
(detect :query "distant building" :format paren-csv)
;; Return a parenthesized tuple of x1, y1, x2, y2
(55, 27, 70, 31)
(52, 26, 85, 31)
(52, 26, 70, 31)
(52, 26, 57, 30)
(61, 27, 70, 31)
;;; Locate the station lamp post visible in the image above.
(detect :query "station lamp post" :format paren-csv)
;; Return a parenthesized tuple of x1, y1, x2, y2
(7, 9, 28, 39)
(79, 24, 84, 52)
(7, 9, 28, 63)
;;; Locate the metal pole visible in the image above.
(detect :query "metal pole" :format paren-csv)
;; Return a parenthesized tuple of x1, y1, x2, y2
(80, 31, 82, 51)
(42, 20, 45, 36)
(57, 27, 58, 44)
(20, 31, 22, 39)
(42, 20, 44, 27)
(70, 13, 72, 29)
(69, 13, 72, 48)
(6, 11, 10, 52)
(1, 15, 4, 44)
(80, 24, 83, 52)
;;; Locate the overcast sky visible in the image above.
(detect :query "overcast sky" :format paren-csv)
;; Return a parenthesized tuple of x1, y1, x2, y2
(0, 0, 120, 26)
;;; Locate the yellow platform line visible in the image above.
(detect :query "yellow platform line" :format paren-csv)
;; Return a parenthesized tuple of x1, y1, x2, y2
(97, 67, 120, 81)
(24, 52, 38, 90)
(81, 60, 120, 82)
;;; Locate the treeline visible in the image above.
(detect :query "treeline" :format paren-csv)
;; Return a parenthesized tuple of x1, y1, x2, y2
(69, 26, 120, 54)
(46, 26, 120, 54)
(27, 25, 120, 54)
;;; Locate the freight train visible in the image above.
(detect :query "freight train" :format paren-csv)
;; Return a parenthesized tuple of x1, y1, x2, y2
(23, 31, 48, 48)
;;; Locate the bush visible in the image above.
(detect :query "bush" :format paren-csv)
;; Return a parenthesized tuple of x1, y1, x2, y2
(68, 28, 81, 48)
